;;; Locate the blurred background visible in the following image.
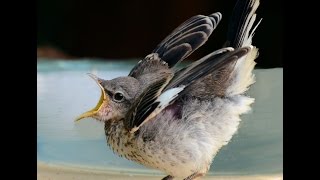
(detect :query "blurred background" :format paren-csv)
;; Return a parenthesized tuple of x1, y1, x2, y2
(37, 0, 283, 68)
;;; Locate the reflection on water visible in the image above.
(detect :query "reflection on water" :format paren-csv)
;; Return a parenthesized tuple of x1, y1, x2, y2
(37, 59, 283, 176)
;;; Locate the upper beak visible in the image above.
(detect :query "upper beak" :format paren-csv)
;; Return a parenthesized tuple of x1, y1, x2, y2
(75, 73, 109, 122)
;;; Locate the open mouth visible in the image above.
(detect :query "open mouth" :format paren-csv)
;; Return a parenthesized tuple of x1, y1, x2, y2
(75, 73, 109, 121)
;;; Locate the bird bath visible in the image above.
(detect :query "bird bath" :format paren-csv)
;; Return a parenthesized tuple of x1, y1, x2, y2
(37, 59, 282, 179)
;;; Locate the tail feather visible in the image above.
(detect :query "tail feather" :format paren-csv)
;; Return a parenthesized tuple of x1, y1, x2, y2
(226, 0, 261, 48)
(225, 0, 261, 96)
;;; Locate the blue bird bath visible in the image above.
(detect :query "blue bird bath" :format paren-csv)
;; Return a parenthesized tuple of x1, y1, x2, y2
(37, 59, 283, 179)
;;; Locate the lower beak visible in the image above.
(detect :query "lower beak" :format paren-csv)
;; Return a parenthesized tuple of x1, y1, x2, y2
(75, 74, 109, 122)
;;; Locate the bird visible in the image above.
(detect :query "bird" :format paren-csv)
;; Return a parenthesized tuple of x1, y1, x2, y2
(76, 0, 261, 179)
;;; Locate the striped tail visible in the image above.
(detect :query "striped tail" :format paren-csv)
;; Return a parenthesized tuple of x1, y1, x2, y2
(225, 0, 262, 96)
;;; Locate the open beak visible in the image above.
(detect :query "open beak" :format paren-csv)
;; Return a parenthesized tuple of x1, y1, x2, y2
(75, 73, 109, 122)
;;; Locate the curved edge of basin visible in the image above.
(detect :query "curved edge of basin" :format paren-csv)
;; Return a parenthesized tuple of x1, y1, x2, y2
(37, 161, 283, 180)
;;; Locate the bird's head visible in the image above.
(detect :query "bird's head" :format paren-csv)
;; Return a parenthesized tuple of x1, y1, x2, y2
(75, 74, 140, 122)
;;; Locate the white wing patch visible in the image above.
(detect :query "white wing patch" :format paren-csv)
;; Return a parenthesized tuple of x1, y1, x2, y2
(130, 86, 185, 133)
(157, 86, 185, 107)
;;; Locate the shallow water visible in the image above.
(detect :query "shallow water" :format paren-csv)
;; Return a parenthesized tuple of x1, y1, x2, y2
(37, 59, 283, 176)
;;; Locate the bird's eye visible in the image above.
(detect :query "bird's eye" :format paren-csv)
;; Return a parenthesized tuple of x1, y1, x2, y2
(113, 92, 124, 102)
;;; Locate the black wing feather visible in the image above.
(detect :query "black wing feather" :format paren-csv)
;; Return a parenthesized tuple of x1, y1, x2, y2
(165, 47, 251, 91)
(153, 12, 222, 67)
(125, 76, 171, 130)
(128, 12, 222, 78)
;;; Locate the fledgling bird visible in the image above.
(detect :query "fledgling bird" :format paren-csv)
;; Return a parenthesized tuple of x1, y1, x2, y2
(76, 0, 262, 179)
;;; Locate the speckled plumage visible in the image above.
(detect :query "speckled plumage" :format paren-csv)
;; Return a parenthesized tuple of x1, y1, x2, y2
(77, 0, 261, 179)
(105, 96, 254, 178)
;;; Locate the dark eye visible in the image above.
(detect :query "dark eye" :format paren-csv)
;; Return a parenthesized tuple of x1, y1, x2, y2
(113, 92, 124, 102)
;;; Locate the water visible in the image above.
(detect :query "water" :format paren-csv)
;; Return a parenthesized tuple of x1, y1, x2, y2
(37, 59, 283, 176)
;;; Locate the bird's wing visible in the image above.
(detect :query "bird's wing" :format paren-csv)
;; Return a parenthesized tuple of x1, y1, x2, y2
(164, 46, 251, 94)
(125, 12, 223, 132)
(128, 12, 222, 78)
(125, 71, 173, 132)
(185, 0, 262, 98)
(126, 47, 251, 133)
(164, 47, 234, 90)
(152, 12, 222, 67)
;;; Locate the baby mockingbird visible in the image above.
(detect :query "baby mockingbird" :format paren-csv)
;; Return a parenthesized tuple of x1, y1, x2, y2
(76, 0, 261, 179)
